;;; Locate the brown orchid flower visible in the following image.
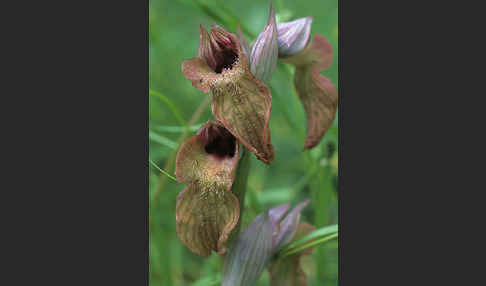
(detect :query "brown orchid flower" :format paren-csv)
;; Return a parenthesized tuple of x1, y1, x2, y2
(268, 222, 317, 286)
(175, 120, 240, 257)
(181, 25, 275, 164)
(278, 19, 338, 150)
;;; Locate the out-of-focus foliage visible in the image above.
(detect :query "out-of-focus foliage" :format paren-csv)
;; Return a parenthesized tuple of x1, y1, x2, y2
(149, 0, 338, 285)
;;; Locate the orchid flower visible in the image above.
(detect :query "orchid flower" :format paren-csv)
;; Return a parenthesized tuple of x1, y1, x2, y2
(277, 17, 338, 149)
(181, 10, 278, 163)
(175, 121, 240, 256)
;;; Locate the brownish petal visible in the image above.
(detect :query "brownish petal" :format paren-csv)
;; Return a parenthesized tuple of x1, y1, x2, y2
(211, 71, 274, 164)
(294, 66, 338, 149)
(181, 57, 220, 94)
(174, 121, 239, 190)
(269, 256, 307, 286)
(176, 182, 240, 257)
(281, 34, 337, 149)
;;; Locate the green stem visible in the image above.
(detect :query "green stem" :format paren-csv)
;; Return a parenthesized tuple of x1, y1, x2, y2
(227, 146, 251, 247)
(149, 159, 177, 182)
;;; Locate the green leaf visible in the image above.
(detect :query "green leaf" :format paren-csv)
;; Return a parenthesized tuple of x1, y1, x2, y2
(151, 123, 203, 133)
(277, 224, 338, 258)
(149, 159, 177, 182)
(149, 89, 189, 133)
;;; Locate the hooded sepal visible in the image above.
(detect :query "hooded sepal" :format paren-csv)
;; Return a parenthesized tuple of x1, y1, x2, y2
(277, 17, 313, 57)
(282, 34, 337, 149)
(268, 222, 316, 286)
(249, 0, 278, 83)
(175, 121, 241, 256)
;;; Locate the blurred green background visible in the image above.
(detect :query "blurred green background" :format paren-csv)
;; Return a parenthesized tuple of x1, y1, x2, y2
(149, 0, 338, 285)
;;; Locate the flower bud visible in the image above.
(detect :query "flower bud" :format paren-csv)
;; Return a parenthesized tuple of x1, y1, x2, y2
(249, 1, 278, 83)
(277, 17, 313, 57)
(221, 200, 311, 285)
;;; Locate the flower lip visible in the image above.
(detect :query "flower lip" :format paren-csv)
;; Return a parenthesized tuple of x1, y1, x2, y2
(197, 123, 236, 159)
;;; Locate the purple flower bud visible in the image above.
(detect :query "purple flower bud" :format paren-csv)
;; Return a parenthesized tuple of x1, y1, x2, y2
(273, 199, 310, 251)
(277, 17, 313, 57)
(249, 0, 278, 83)
(222, 211, 273, 286)
(221, 200, 311, 285)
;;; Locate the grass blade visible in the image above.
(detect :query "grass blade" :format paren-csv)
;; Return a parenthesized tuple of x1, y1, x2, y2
(149, 159, 177, 182)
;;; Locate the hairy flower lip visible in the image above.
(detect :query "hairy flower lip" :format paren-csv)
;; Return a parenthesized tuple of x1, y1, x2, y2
(174, 121, 241, 257)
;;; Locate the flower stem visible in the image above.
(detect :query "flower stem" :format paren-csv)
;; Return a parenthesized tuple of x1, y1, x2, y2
(227, 146, 251, 247)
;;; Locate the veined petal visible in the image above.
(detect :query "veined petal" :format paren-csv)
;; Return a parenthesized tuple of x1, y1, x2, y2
(269, 204, 291, 227)
(273, 199, 310, 251)
(175, 121, 239, 190)
(282, 34, 337, 149)
(176, 182, 240, 257)
(249, 1, 278, 83)
(268, 222, 316, 286)
(181, 57, 220, 93)
(277, 17, 313, 57)
(211, 71, 274, 163)
(294, 66, 338, 149)
(222, 210, 273, 286)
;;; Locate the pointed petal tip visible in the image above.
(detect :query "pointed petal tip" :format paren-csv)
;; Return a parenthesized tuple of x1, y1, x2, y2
(249, 0, 278, 83)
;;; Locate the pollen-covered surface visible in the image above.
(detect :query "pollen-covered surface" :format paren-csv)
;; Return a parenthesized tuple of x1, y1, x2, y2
(175, 123, 239, 190)
(176, 182, 240, 257)
(282, 34, 337, 149)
